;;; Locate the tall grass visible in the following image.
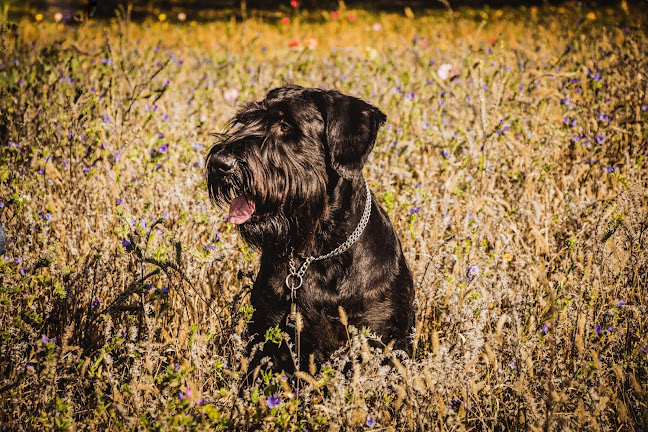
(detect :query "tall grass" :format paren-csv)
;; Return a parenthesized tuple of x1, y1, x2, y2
(1, 4, 647, 430)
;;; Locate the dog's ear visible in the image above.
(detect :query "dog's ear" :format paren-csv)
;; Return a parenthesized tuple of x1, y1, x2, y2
(320, 90, 386, 178)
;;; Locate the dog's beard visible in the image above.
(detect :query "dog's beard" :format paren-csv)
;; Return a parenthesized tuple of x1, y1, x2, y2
(238, 176, 328, 255)
(208, 161, 328, 255)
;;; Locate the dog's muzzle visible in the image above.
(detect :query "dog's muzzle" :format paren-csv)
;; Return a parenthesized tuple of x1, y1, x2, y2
(208, 152, 237, 176)
(208, 152, 256, 225)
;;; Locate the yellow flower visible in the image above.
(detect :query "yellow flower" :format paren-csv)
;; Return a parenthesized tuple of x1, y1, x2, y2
(158, 13, 167, 22)
(587, 11, 596, 20)
(35, 13, 43, 22)
(502, 252, 512, 262)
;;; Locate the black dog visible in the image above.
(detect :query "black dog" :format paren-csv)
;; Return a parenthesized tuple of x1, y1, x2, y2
(206, 85, 414, 374)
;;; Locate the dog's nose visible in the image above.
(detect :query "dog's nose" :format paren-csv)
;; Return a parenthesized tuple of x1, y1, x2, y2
(209, 153, 236, 175)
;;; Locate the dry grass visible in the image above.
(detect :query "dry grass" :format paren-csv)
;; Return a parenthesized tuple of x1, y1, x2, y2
(0, 3, 647, 430)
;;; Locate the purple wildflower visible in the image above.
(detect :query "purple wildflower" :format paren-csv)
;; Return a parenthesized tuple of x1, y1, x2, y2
(508, 360, 515, 369)
(115, 198, 122, 205)
(607, 325, 614, 332)
(405, 92, 415, 100)
(616, 299, 626, 306)
(598, 113, 610, 122)
(103, 115, 110, 123)
(41, 336, 56, 344)
(441, 149, 450, 158)
(266, 396, 281, 409)
(410, 207, 420, 215)
(422, 121, 429, 130)
(542, 323, 549, 335)
(595, 324, 602, 335)
(121, 238, 132, 248)
(161, 113, 168, 121)
(159, 144, 169, 154)
(366, 416, 376, 427)
(91, 298, 100, 308)
(595, 134, 605, 144)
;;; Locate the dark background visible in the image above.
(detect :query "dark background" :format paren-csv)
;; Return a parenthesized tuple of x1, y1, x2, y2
(13, 0, 643, 18)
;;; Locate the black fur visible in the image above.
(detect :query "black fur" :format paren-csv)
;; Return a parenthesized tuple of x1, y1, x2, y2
(206, 85, 415, 373)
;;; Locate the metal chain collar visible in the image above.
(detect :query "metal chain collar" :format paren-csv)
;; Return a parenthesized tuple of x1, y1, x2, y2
(285, 178, 372, 372)
(285, 178, 372, 295)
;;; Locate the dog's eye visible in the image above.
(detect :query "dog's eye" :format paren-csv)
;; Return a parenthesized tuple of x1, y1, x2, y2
(279, 122, 291, 133)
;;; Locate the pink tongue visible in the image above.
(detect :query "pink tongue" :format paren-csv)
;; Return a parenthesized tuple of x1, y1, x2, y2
(229, 196, 255, 225)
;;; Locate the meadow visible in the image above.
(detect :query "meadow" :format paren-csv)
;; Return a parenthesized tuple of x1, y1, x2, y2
(0, 2, 647, 430)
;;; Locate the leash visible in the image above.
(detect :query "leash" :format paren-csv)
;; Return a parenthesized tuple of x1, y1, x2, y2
(285, 178, 373, 373)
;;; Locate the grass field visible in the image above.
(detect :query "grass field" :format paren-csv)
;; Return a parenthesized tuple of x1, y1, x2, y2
(1, 2, 647, 430)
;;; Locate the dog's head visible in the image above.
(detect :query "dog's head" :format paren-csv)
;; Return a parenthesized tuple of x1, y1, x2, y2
(206, 85, 386, 253)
